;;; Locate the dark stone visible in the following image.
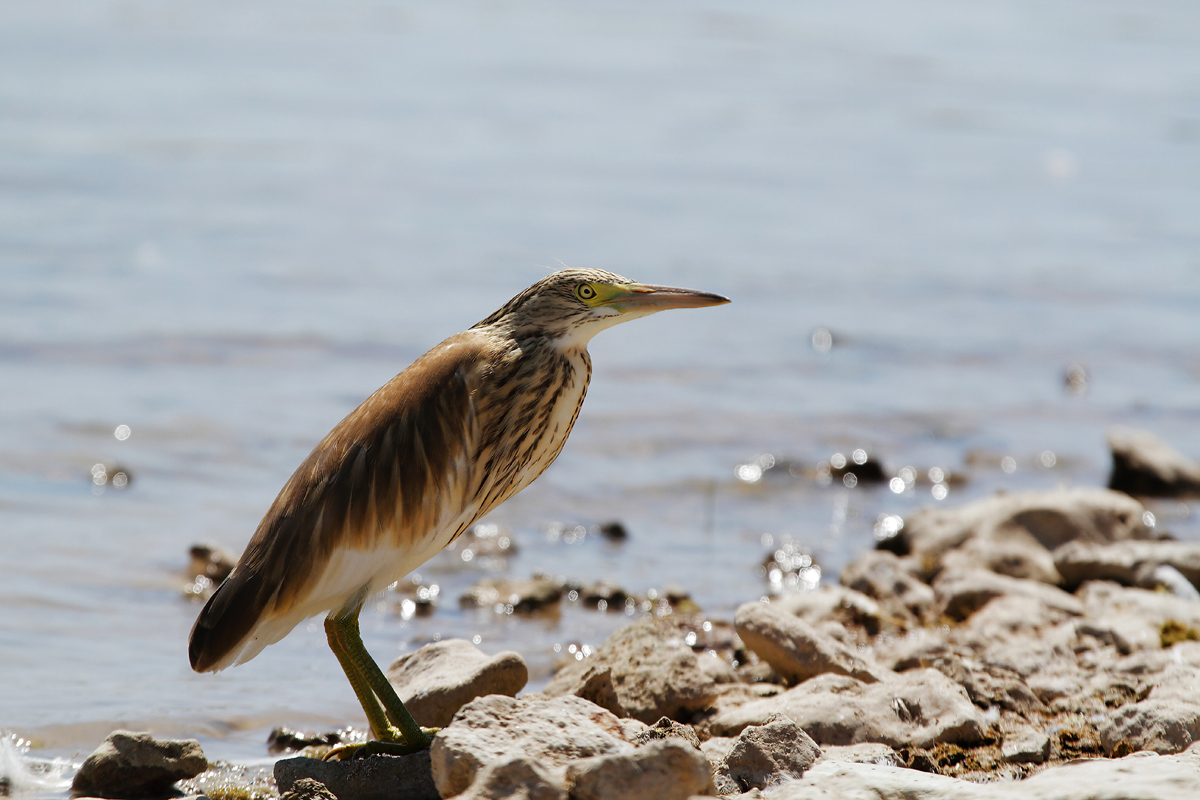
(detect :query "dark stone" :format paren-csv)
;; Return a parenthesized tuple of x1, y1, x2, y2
(267, 727, 360, 754)
(274, 752, 438, 800)
(1108, 427, 1200, 498)
(597, 521, 628, 541)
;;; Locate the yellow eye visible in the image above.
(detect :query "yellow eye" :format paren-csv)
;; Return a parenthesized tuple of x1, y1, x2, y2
(576, 284, 597, 302)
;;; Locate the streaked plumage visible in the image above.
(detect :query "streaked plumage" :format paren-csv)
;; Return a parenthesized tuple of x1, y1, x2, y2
(188, 268, 728, 753)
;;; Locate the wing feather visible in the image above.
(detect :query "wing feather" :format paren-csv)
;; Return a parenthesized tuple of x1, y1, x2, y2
(189, 332, 490, 672)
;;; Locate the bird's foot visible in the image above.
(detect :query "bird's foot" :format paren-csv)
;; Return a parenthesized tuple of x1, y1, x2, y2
(322, 728, 440, 761)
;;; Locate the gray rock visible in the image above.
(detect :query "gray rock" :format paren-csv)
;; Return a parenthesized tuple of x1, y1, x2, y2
(706, 668, 987, 749)
(71, 730, 207, 799)
(279, 777, 337, 800)
(733, 601, 888, 685)
(917, 651, 1046, 716)
(767, 745, 1200, 799)
(839, 550, 937, 627)
(455, 757, 566, 800)
(429, 694, 635, 798)
(716, 716, 821, 792)
(772, 585, 885, 636)
(1108, 427, 1200, 497)
(386, 638, 528, 728)
(543, 618, 720, 724)
(1001, 729, 1051, 764)
(898, 488, 1152, 583)
(565, 739, 711, 800)
(1098, 665, 1200, 755)
(633, 717, 702, 750)
(1100, 701, 1200, 756)
(1014, 744, 1200, 799)
(1055, 539, 1200, 592)
(274, 752, 438, 800)
(1079, 581, 1200, 653)
(933, 567, 1084, 621)
(763, 758, 986, 800)
(820, 742, 903, 766)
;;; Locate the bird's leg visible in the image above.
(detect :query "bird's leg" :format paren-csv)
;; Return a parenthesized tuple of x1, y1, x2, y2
(323, 611, 435, 758)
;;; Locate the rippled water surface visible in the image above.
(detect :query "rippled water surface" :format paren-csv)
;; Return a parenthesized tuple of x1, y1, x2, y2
(3, 0, 1200, 791)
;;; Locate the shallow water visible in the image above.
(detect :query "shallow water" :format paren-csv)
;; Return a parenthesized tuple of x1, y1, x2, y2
(3, 0, 1200, 791)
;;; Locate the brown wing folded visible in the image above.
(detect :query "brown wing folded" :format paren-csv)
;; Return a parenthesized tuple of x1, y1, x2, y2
(188, 334, 486, 672)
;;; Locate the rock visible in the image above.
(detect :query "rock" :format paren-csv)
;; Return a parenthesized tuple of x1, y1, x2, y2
(460, 576, 562, 613)
(760, 758, 983, 799)
(386, 639, 528, 728)
(188, 543, 236, 582)
(275, 752, 438, 800)
(1098, 664, 1200, 755)
(597, 521, 628, 541)
(1079, 581, 1200, 653)
(580, 581, 629, 609)
(71, 730, 207, 799)
(1001, 729, 1051, 764)
(565, 739, 711, 800)
(543, 618, 721, 724)
(916, 651, 1046, 716)
(279, 777, 338, 800)
(821, 742, 903, 766)
(1055, 539, 1200, 592)
(633, 717, 702, 750)
(932, 568, 1084, 621)
(429, 694, 636, 797)
(840, 550, 937, 627)
(733, 601, 888, 685)
(1108, 427, 1200, 497)
(1140, 565, 1200, 601)
(706, 669, 987, 749)
(773, 584, 885, 636)
(455, 758, 566, 800)
(895, 488, 1153, 582)
(1014, 744, 1200, 799)
(445, 524, 519, 561)
(715, 716, 821, 792)
(765, 745, 1200, 799)
(267, 726, 363, 754)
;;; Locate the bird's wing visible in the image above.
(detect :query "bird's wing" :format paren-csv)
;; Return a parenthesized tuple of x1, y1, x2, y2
(189, 331, 492, 672)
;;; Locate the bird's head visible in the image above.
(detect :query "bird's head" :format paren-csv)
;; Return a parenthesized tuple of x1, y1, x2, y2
(475, 268, 730, 347)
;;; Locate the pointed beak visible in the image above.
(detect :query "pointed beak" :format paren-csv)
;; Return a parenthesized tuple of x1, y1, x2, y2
(604, 283, 731, 313)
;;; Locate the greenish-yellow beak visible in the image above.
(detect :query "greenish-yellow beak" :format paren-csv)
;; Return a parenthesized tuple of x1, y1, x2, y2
(604, 283, 731, 313)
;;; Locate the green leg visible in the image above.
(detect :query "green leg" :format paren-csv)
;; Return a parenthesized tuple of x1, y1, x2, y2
(324, 611, 434, 756)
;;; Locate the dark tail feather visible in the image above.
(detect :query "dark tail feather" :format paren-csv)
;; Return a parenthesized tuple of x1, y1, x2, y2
(188, 568, 268, 673)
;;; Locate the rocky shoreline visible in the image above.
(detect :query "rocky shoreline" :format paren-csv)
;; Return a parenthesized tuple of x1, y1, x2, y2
(64, 428, 1200, 798)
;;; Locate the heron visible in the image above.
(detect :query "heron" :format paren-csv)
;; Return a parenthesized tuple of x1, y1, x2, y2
(188, 268, 729, 756)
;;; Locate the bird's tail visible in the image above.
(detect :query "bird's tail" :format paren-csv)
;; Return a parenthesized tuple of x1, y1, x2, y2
(188, 566, 271, 673)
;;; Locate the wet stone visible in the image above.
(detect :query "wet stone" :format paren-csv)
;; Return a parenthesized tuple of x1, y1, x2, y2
(597, 521, 628, 541)
(275, 751, 438, 800)
(460, 575, 563, 614)
(71, 730, 207, 799)
(580, 581, 628, 609)
(1108, 427, 1200, 498)
(267, 726, 363, 755)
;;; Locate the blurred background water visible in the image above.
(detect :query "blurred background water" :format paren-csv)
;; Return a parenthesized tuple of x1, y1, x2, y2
(3, 0, 1200, 791)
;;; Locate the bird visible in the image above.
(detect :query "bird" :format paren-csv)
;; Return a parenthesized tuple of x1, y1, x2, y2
(188, 268, 729, 756)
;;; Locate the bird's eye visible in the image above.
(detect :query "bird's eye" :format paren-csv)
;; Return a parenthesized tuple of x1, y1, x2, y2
(576, 284, 597, 301)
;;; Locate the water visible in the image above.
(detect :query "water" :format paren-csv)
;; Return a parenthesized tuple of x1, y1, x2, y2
(3, 0, 1200, 791)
